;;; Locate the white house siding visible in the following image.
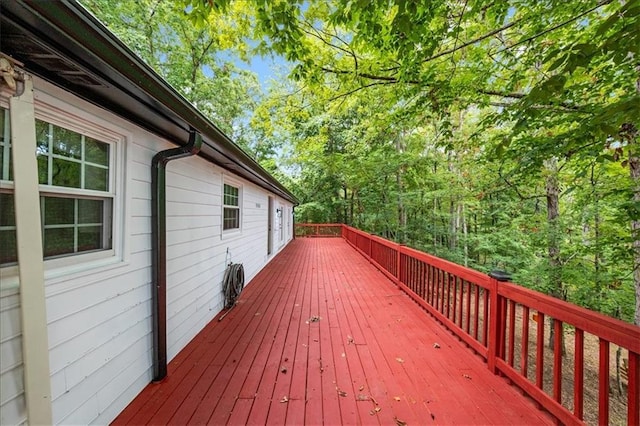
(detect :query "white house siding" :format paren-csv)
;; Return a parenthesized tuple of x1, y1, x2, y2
(0, 78, 293, 425)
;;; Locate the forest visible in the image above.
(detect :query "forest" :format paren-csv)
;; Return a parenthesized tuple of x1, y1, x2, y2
(81, 0, 639, 325)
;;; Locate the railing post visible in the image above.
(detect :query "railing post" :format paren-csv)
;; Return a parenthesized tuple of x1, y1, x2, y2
(487, 270, 511, 374)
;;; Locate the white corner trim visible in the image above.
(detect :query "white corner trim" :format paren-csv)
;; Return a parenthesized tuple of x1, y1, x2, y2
(10, 75, 53, 424)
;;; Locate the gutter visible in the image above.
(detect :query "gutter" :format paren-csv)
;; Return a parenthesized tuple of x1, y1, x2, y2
(151, 129, 203, 381)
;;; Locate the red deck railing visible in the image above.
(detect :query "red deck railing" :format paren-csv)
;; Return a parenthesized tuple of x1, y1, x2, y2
(296, 223, 640, 425)
(294, 223, 342, 238)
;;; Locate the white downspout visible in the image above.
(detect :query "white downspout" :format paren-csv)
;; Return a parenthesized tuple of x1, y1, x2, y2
(8, 71, 53, 423)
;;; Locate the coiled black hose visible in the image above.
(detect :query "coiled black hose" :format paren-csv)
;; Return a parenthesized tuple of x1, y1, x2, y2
(222, 262, 244, 309)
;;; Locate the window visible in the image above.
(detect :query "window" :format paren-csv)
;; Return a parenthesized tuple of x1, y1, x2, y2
(223, 183, 240, 230)
(36, 119, 113, 259)
(0, 109, 114, 265)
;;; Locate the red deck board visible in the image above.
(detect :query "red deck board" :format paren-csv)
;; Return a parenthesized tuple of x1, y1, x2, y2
(113, 238, 553, 425)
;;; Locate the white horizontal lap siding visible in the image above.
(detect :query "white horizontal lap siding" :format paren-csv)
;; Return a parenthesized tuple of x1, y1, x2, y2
(29, 79, 159, 425)
(0, 289, 26, 425)
(0, 77, 294, 426)
(164, 159, 221, 360)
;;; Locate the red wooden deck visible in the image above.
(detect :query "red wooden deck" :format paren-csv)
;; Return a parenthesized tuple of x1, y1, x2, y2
(113, 238, 553, 425)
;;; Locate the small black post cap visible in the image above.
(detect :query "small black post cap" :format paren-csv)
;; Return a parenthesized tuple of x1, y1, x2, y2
(489, 269, 512, 282)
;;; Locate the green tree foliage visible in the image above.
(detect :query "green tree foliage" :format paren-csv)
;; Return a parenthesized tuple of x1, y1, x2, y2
(95, 0, 639, 323)
(81, 0, 261, 149)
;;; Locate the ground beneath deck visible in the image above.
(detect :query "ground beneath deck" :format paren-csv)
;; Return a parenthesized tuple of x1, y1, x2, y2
(113, 238, 552, 425)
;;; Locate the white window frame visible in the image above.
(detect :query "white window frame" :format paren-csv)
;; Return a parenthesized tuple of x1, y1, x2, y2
(221, 176, 242, 234)
(0, 86, 127, 284)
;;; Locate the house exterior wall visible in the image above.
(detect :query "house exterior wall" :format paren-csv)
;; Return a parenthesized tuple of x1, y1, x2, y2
(0, 77, 294, 425)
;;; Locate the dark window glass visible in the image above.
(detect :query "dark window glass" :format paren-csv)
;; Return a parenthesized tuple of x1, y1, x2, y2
(85, 165, 108, 191)
(44, 197, 74, 225)
(85, 137, 109, 166)
(44, 227, 74, 257)
(78, 226, 102, 251)
(51, 158, 81, 188)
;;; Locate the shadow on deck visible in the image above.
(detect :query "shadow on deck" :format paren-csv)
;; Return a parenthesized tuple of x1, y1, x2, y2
(113, 238, 552, 425)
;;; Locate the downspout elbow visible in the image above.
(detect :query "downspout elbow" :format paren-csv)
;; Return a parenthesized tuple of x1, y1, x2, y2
(151, 129, 202, 382)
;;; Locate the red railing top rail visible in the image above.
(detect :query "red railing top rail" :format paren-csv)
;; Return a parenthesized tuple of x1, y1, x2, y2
(295, 223, 343, 227)
(327, 223, 639, 425)
(500, 281, 639, 353)
(342, 224, 638, 351)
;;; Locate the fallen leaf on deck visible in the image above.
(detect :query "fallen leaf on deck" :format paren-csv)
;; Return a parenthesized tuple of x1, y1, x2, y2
(463, 374, 472, 380)
(394, 417, 408, 426)
(369, 407, 382, 415)
(347, 335, 354, 344)
(359, 385, 364, 391)
(254, 312, 260, 316)
(356, 394, 369, 401)
(280, 396, 289, 403)
(306, 315, 321, 324)
(280, 366, 287, 374)
(396, 357, 404, 363)
(337, 390, 348, 397)
(433, 343, 440, 349)
(394, 396, 401, 401)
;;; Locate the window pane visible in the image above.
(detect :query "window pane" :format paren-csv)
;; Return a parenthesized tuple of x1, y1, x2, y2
(78, 199, 102, 224)
(0, 193, 15, 227)
(78, 226, 102, 252)
(44, 197, 74, 225)
(37, 155, 48, 184)
(35, 120, 50, 155)
(85, 137, 109, 166)
(224, 184, 239, 206)
(52, 158, 81, 188)
(1, 108, 12, 181)
(0, 108, 4, 142)
(0, 230, 17, 264)
(44, 227, 74, 257)
(223, 207, 239, 230)
(85, 165, 108, 191)
(52, 126, 82, 159)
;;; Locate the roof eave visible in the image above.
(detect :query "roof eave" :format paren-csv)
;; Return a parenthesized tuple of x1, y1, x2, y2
(0, 0, 297, 204)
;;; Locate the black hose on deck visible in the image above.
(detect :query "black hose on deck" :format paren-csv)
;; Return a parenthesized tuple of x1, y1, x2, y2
(223, 263, 245, 309)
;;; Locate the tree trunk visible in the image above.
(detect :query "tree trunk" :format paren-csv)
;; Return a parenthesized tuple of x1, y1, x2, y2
(462, 203, 468, 267)
(545, 158, 564, 351)
(629, 141, 640, 326)
(396, 135, 406, 243)
(628, 67, 640, 325)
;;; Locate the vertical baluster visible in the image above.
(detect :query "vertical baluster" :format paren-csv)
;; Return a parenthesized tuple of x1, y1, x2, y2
(599, 339, 609, 425)
(508, 301, 516, 367)
(458, 278, 464, 328)
(498, 297, 507, 361)
(574, 328, 584, 420)
(473, 285, 480, 341)
(452, 276, 458, 324)
(465, 281, 471, 334)
(482, 289, 489, 347)
(446, 273, 452, 319)
(629, 352, 639, 426)
(553, 320, 563, 406)
(536, 312, 545, 391)
(427, 265, 432, 305)
(521, 306, 529, 378)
